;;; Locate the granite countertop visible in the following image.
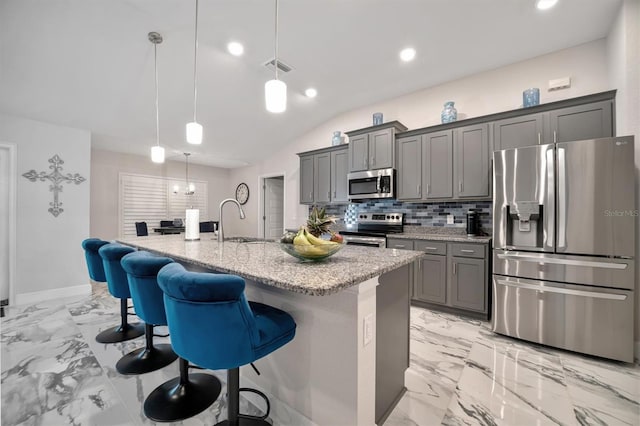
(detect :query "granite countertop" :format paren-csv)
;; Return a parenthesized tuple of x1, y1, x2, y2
(117, 234, 422, 297)
(389, 226, 492, 244)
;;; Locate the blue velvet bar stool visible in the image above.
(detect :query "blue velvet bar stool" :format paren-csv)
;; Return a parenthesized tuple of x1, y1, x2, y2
(81, 238, 109, 283)
(117, 251, 178, 374)
(96, 243, 145, 343)
(150, 263, 296, 425)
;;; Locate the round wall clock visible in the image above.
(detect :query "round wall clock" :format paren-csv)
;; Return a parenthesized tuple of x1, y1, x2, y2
(235, 182, 250, 205)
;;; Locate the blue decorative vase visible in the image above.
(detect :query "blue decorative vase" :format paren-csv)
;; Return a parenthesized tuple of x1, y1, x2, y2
(523, 88, 540, 108)
(332, 131, 342, 146)
(373, 112, 383, 126)
(441, 101, 457, 123)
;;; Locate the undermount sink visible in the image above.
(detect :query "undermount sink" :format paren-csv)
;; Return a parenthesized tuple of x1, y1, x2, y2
(223, 236, 269, 243)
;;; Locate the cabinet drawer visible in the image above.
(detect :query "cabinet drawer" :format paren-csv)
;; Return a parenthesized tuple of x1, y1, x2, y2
(414, 241, 446, 255)
(387, 239, 413, 250)
(450, 243, 485, 258)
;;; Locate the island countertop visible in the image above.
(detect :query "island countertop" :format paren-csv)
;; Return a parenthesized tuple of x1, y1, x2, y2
(117, 234, 422, 296)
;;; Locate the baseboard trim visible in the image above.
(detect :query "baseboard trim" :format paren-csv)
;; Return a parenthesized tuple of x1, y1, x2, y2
(15, 284, 91, 306)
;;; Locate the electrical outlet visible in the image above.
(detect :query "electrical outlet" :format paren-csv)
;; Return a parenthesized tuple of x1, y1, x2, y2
(363, 314, 374, 346)
(447, 215, 454, 225)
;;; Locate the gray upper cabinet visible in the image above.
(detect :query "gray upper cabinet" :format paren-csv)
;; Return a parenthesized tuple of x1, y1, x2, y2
(349, 134, 369, 172)
(300, 155, 314, 204)
(314, 152, 331, 204)
(298, 145, 347, 205)
(493, 113, 544, 151)
(454, 123, 489, 198)
(369, 128, 394, 170)
(548, 100, 613, 143)
(397, 135, 422, 200)
(330, 148, 349, 202)
(423, 130, 453, 199)
(346, 122, 408, 172)
(450, 256, 486, 312)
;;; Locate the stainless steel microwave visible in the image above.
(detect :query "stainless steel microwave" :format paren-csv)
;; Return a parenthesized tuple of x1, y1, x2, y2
(347, 168, 395, 200)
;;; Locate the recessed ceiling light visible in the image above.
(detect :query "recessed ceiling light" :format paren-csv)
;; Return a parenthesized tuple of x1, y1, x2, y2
(399, 47, 416, 62)
(535, 0, 558, 10)
(305, 88, 317, 98)
(227, 41, 244, 56)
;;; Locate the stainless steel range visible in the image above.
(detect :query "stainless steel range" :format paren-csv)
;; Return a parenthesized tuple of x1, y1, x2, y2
(341, 212, 404, 248)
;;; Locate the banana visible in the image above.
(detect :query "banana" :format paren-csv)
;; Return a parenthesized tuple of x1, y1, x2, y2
(293, 230, 312, 246)
(305, 230, 336, 246)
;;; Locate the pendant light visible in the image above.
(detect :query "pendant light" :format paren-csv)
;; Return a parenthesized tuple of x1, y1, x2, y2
(186, 0, 203, 144)
(149, 32, 165, 163)
(265, 0, 286, 113)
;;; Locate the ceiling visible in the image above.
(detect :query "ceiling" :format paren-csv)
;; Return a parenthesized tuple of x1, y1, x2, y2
(0, 0, 622, 167)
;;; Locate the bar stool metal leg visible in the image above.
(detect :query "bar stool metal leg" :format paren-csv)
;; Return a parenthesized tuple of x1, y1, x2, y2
(144, 358, 221, 422)
(215, 368, 271, 426)
(116, 324, 178, 374)
(96, 298, 145, 343)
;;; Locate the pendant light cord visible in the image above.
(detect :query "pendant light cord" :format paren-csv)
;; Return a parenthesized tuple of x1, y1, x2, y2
(192, 0, 199, 122)
(154, 42, 160, 147)
(274, 0, 279, 80)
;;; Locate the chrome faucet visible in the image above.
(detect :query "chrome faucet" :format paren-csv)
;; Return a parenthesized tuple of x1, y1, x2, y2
(218, 198, 246, 242)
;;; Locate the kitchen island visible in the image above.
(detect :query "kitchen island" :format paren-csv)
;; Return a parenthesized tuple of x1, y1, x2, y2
(118, 234, 422, 426)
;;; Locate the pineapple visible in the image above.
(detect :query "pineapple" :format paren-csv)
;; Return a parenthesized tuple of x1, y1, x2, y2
(306, 206, 337, 237)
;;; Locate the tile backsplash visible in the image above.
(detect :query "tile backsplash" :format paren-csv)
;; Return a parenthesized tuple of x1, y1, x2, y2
(316, 199, 492, 234)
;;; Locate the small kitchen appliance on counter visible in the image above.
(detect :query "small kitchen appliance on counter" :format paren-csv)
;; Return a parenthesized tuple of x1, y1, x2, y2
(341, 212, 404, 248)
(466, 211, 479, 236)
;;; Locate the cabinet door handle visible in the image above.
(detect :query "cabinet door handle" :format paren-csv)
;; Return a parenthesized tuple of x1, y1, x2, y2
(553, 130, 557, 143)
(537, 132, 541, 144)
(417, 184, 421, 195)
(453, 262, 457, 275)
(395, 244, 406, 248)
(371, 156, 375, 166)
(426, 183, 430, 194)
(363, 158, 367, 168)
(418, 260, 421, 271)
(461, 249, 475, 253)
(424, 247, 438, 251)
(328, 191, 331, 200)
(333, 191, 336, 198)
(309, 191, 312, 199)
(459, 181, 463, 193)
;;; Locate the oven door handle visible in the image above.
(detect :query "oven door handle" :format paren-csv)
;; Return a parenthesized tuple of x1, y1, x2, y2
(345, 236, 386, 247)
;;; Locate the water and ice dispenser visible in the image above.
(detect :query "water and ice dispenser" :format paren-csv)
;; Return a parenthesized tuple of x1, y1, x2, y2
(505, 201, 544, 249)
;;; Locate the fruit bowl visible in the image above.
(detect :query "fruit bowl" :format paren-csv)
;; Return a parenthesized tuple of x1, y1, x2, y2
(279, 242, 345, 262)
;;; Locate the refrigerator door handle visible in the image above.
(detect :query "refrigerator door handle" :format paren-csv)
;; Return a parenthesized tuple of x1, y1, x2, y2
(496, 279, 628, 300)
(557, 147, 567, 249)
(545, 147, 555, 249)
(496, 253, 628, 269)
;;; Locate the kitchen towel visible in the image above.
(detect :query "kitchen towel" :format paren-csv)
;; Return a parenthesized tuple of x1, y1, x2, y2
(185, 208, 200, 241)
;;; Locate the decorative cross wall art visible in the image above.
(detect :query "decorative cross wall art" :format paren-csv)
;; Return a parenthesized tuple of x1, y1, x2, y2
(22, 154, 86, 217)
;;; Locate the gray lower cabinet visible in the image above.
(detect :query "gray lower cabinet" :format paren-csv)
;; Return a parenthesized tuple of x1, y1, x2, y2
(454, 124, 490, 198)
(549, 100, 613, 143)
(450, 256, 486, 312)
(493, 113, 544, 151)
(298, 146, 348, 205)
(390, 238, 489, 317)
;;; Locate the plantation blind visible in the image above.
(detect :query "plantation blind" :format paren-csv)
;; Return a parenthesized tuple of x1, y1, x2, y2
(119, 173, 208, 237)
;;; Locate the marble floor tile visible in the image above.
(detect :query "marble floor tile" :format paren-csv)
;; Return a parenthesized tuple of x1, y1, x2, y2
(3, 291, 640, 426)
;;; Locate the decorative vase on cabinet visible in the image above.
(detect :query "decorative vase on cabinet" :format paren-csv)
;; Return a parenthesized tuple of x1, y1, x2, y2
(332, 131, 343, 146)
(441, 101, 457, 123)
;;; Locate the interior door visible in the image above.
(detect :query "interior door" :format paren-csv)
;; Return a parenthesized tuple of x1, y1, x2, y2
(556, 137, 635, 257)
(0, 146, 10, 304)
(264, 177, 284, 239)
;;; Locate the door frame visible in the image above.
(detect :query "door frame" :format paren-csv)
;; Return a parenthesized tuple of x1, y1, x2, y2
(0, 142, 17, 306)
(258, 172, 286, 239)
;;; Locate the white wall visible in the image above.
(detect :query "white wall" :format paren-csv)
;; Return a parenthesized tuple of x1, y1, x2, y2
(225, 39, 609, 236)
(0, 113, 91, 299)
(607, 0, 640, 358)
(91, 149, 231, 240)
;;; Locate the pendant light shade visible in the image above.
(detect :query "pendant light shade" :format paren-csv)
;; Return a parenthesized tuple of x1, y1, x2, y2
(265, 79, 287, 113)
(149, 32, 165, 164)
(151, 146, 165, 163)
(186, 121, 203, 145)
(186, 0, 203, 145)
(265, 0, 286, 113)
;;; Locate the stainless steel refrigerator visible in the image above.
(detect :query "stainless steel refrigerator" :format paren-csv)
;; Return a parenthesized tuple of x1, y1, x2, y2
(492, 136, 635, 362)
